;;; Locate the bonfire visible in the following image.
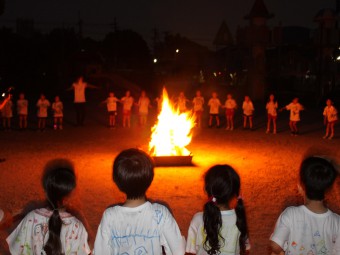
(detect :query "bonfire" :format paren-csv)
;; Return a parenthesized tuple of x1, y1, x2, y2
(149, 88, 195, 157)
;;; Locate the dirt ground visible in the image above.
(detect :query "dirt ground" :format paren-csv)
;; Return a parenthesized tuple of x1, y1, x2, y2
(0, 109, 339, 255)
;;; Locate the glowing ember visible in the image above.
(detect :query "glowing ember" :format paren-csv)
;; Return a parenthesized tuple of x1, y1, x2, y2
(149, 88, 195, 156)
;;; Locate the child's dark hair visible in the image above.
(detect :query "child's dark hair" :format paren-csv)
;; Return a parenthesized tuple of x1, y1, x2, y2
(300, 156, 337, 201)
(42, 159, 76, 255)
(203, 165, 248, 255)
(113, 148, 154, 199)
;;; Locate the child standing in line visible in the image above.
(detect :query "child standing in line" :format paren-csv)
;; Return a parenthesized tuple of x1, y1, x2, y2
(177, 91, 189, 113)
(242, 96, 254, 130)
(17, 93, 28, 130)
(155, 95, 163, 114)
(323, 99, 338, 140)
(186, 165, 250, 255)
(224, 93, 237, 131)
(94, 148, 185, 254)
(52, 96, 63, 130)
(266, 94, 278, 134)
(6, 159, 91, 255)
(280, 97, 304, 136)
(193, 90, 205, 128)
(1, 95, 13, 131)
(121, 90, 134, 128)
(137, 90, 151, 127)
(208, 92, 221, 128)
(36, 94, 50, 131)
(103, 92, 119, 128)
(270, 156, 339, 255)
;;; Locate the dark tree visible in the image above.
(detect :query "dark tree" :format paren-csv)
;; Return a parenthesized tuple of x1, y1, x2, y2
(103, 30, 151, 70)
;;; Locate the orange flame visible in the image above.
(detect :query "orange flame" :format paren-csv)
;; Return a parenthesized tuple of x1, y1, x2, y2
(149, 88, 195, 156)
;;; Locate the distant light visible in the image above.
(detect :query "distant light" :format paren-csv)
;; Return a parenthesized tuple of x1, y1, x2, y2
(153, 58, 158, 63)
(213, 72, 217, 77)
(337, 55, 340, 61)
(175, 49, 179, 53)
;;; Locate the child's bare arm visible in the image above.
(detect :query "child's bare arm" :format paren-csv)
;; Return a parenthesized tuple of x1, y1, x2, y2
(270, 241, 284, 255)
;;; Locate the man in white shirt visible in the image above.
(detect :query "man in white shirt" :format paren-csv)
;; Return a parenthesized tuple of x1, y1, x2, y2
(68, 76, 99, 126)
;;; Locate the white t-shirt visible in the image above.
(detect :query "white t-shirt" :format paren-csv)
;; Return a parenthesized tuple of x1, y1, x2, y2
(323, 105, 338, 122)
(6, 208, 91, 255)
(1, 100, 13, 118)
(186, 210, 250, 255)
(242, 101, 254, 116)
(121, 96, 134, 111)
(73, 82, 87, 103)
(271, 205, 340, 255)
(286, 103, 303, 121)
(106, 97, 119, 112)
(266, 101, 278, 116)
(208, 98, 221, 114)
(225, 99, 237, 110)
(17, 99, 28, 115)
(94, 201, 185, 255)
(193, 96, 205, 112)
(36, 99, 50, 118)
(138, 96, 150, 114)
(52, 101, 63, 117)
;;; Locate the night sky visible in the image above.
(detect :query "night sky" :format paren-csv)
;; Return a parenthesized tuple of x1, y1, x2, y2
(0, 0, 337, 47)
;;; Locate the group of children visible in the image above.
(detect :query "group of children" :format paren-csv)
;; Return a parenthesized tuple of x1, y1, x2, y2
(0, 93, 64, 131)
(1, 89, 338, 139)
(3, 148, 339, 255)
(189, 90, 337, 139)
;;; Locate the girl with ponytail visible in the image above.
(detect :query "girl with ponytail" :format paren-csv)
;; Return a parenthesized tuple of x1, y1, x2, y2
(186, 165, 250, 255)
(7, 159, 91, 255)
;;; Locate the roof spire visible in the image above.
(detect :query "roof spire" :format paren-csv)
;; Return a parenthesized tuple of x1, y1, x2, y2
(244, 0, 274, 20)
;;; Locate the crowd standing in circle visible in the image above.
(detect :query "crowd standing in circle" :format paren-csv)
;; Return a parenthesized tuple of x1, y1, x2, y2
(0, 77, 338, 139)
(2, 149, 339, 255)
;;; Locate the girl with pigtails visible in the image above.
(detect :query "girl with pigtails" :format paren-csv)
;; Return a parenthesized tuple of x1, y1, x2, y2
(186, 165, 250, 255)
(7, 159, 91, 255)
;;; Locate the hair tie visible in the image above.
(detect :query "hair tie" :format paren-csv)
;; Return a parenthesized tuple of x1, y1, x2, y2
(208, 196, 217, 204)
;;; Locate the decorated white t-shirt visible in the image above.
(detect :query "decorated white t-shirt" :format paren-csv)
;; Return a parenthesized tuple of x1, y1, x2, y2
(17, 99, 28, 115)
(208, 98, 221, 114)
(271, 205, 340, 255)
(121, 96, 134, 111)
(286, 103, 303, 121)
(242, 101, 254, 116)
(36, 99, 50, 118)
(323, 105, 338, 122)
(266, 101, 278, 116)
(94, 201, 185, 255)
(73, 82, 87, 103)
(106, 97, 119, 112)
(186, 210, 250, 255)
(193, 96, 205, 112)
(6, 208, 91, 255)
(52, 101, 63, 117)
(1, 100, 13, 118)
(138, 96, 150, 114)
(225, 99, 237, 110)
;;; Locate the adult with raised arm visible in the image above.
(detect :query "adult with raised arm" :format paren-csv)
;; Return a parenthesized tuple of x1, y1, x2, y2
(68, 76, 99, 126)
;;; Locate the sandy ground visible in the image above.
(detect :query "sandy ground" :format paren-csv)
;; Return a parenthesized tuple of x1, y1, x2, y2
(0, 108, 339, 255)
